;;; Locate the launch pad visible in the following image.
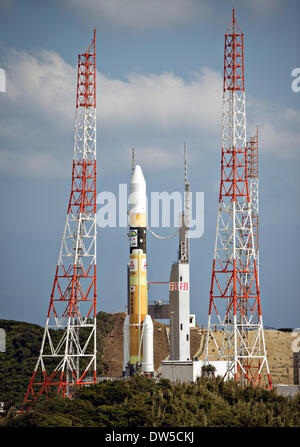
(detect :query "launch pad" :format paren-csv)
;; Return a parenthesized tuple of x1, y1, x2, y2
(158, 360, 231, 383)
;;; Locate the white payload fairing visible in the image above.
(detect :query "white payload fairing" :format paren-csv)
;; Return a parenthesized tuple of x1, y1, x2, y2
(123, 165, 154, 376)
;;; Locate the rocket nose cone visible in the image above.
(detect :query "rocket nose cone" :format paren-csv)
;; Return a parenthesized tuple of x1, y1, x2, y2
(129, 164, 146, 216)
(131, 165, 146, 185)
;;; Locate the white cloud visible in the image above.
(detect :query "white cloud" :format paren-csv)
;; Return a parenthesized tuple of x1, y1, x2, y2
(0, 47, 299, 180)
(98, 68, 222, 133)
(247, 96, 300, 160)
(259, 123, 300, 160)
(5, 48, 75, 130)
(3, 48, 222, 135)
(0, 49, 75, 179)
(0, 149, 66, 179)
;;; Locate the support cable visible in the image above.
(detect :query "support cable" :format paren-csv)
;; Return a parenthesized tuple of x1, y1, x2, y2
(147, 226, 179, 240)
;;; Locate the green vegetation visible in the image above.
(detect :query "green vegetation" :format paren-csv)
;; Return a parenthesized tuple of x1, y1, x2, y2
(0, 319, 43, 409)
(201, 364, 216, 378)
(1, 375, 299, 427)
(0, 312, 115, 409)
(0, 314, 299, 427)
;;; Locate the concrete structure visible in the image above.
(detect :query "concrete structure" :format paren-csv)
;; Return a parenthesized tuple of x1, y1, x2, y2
(189, 314, 196, 327)
(159, 360, 201, 383)
(293, 352, 300, 385)
(148, 300, 169, 320)
(159, 360, 231, 383)
(169, 261, 190, 361)
(274, 385, 300, 398)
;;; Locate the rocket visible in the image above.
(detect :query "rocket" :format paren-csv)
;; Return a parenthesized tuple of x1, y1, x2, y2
(123, 165, 154, 376)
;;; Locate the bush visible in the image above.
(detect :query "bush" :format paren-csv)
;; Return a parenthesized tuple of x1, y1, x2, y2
(1, 376, 299, 427)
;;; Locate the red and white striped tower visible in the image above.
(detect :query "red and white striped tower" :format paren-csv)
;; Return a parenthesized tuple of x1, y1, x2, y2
(204, 11, 272, 388)
(24, 31, 97, 403)
(247, 127, 259, 272)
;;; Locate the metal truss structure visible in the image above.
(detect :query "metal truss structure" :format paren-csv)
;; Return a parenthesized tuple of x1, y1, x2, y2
(24, 31, 97, 403)
(179, 142, 190, 264)
(247, 128, 259, 273)
(204, 11, 272, 388)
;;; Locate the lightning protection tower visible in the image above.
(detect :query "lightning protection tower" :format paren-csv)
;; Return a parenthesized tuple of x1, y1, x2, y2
(204, 11, 272, 388)
(24, 31, 97, 403)
(247, 127, 259, 274)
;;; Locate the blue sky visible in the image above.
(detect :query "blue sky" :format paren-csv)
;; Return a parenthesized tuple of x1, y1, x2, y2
(0, 0, 299, 328)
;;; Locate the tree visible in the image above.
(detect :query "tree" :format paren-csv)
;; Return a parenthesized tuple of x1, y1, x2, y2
(201, 364, 216, 378)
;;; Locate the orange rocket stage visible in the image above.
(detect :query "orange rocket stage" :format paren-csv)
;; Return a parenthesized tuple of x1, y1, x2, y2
(123, 165, 154, 376)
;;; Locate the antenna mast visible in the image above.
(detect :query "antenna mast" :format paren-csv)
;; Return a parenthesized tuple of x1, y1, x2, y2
(179, 142, 190, 263)
(131, 147, 135, 174)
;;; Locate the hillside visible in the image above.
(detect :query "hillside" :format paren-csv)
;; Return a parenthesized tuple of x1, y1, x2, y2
(101, 313, 295, 385)
(0, 312, 115, 408)
(0, 312, 296, 411)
